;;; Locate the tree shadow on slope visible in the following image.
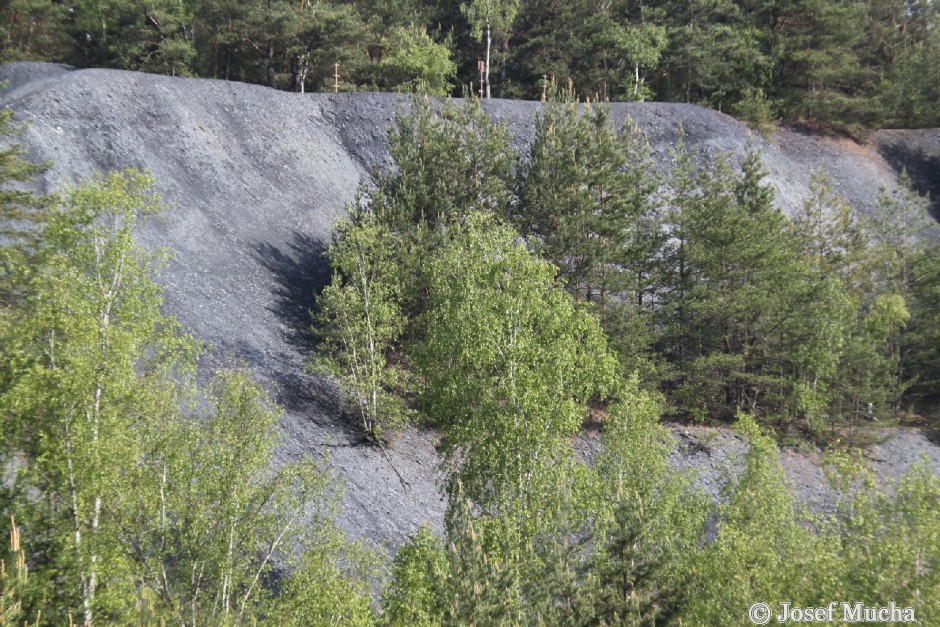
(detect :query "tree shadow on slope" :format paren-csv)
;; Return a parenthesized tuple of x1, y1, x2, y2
(249, 233, 418, 447)
(251, 232, 331, 354)
(876, 142, 940, 219)
(250, 233, 358, 430)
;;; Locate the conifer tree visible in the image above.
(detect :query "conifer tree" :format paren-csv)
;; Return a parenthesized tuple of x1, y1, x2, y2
(0, 517, 29, 625)
(439, 496, 521, 625)
(589, 497, 683, 626)
(0, 0, 73, 63)
(599, 120, 664, 380)
(0, 103, 50, 311)
(515, 91, 662, 315)
(372, 95, 515, 326)
(770, 0, 873, 128)
(380, 95, 515, 233)
(867, 178, 940, 405)
(659, 0, 771, 111)
(834, 462, 940, 624)
(522, 492, 595, 626)
(659, 142, 831, 424)
(71, 0, 198, 75)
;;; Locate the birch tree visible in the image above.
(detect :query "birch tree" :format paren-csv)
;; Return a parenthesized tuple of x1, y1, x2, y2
(0, 171, 375, 624)
(417, 213, 619, 519)
(314, 205, 411, 443)
(0, 171, 186, 622)
(462, 0, 520, 97)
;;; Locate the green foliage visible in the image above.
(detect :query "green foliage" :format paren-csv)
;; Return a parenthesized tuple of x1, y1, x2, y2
(589, 497, 683, 625)
(833, 462, 940, 624)
(462, 0, 520, 97)
(3, 0, 939, 128)
(462, 0, 519, 44)
(521, 494, 595, 625)
(793, 169, 867, 283)
(381, 525, 447, 626)
(267, 536, 379, 626)
(516, 92, 648, 302)
(0, 170, 374, 624)
(71, 0, 198, 75)
(371, 94, 515, 329)
(731, 87, 779, 129)
(0, 0, 73, 63)
(417, 212, 619, 514)
(0, 517, 29, 625)
(868, 177, 940, 402)
(769, 0, 868, 127)
(513, 94, 663, 378)
(593, 387, 707, 538)
(380, 95, 515, 233)
(902, 247, 940, 402)
(682, 415, 829, 623)
(660, 0, 773, 112)
(0, 171, 193, 621)
(314, 204, 411, 442)
(657, 142, 824, 425)
(0, 102, 50, 310)
(381, 26, 456, 96)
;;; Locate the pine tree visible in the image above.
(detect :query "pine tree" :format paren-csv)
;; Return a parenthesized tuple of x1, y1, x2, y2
(599, 119, 664, 380)
(0, 517, 29, 625)
(380, 95, 515, 233)
(0, 0, 73, 63)
(770, 0, 873, 128)
(656, 143, 835, 425)
(500, 0, 584, 99)
(863, 177, 939, 409)
(523, 496, 594, 626)
(589, 497, 684, 626)
(440, 495, 520, 625)
(658, 0, 772, 111)
(0, 104, 50, 311)
(371, 95, 515, 327)
(515, 91, 661, 311)
(71, 0, 198, 75)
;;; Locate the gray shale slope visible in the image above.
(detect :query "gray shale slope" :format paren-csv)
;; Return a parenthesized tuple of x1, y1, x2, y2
(2, 62, 939, 555)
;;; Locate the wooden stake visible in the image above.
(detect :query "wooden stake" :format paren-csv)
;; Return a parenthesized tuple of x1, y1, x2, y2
(542, 74, 548, 101)
(334, 63, 339, 93)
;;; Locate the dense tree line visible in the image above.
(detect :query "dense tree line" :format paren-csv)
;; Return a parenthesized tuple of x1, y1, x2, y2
(2, 0, 938, 128)
(314, 96, 940, 625)
(320, 93, 940, 440)
(2, 73, 940, 621)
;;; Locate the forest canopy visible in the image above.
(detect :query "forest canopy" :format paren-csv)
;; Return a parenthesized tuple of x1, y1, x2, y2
(1, 58, 940, 621)
(1, 0, 938, 129)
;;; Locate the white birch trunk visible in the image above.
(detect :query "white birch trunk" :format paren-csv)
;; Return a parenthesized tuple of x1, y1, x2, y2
(485, 22, 492, 99)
